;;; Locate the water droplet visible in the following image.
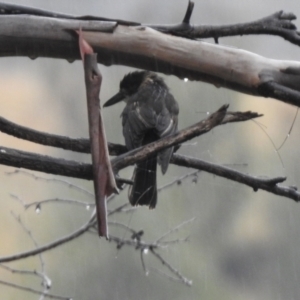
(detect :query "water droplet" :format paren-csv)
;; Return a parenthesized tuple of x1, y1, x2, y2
(183, 78, 189, 82)
(29, 55, 38, 60)
(143, 248, 149, 254)
(44, 278, 52, 289)
(192, 176, 198, 184)
(145, 271, 149, 276)
(206, 111, 210, 115)
(35, 204, 41, 214)
(86, 204, 90, 210)
(187, 280, 193, 285)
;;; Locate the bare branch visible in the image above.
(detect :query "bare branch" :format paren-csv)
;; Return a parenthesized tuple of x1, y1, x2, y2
(0, 216, 95, 263)
(10, 212, 50, 289)
(157, 170, 200, 192)
(151, 10, 300, 46)
(0, 116, 127, 155)
(7, 169, 94, 197)
(2, 146, 298, 202)
(172, 154, 300, 202)
(1, 3, 299, 45)
(155, 218, 195, 244)
(112, 105, 261, 171)
(0, 2, 137, 26)
(1, 14, 300, 106)
(0, 280, 70, 300)
(150, 249, 192, 286)
(2, 106, 297, 203)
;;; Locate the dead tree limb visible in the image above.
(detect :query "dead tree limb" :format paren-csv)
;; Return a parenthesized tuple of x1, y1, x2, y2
(2, 107, 299, 203)
(0, 116, 126, 155)
(1, 145, 299, 203)
(1, 2, 299, 45)
(0, 105, 261, 177)
(171, 155, 300, 202)
(0, 14, 300, 106)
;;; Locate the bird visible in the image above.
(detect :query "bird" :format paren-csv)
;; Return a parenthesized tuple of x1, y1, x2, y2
(103, 71, 179, 208)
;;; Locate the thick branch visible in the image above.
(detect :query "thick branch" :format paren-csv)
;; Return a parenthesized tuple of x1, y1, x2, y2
(171, 155, 299, 202)
(0, 146, 92, 179)
(0, 15, 300, 106)
(2, 107, 298, 202)
(0, 2, 138, 26)
(0, 107, 261, 159)
(1, 3, 299, 45)
(0, 106, 260, 178)
(1, 145, 299, 203)
(0, 116, 127, 155)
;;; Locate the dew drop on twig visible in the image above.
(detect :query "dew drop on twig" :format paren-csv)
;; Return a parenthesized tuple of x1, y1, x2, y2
(28, 55, 38, 60)
(35, 204, 41, 214)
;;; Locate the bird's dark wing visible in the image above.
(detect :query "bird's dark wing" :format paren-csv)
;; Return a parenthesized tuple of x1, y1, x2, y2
(121, 80, 163, 150)
(122, 79, 179, 173)
(122, 102, 156, 150)
(156, 93, 179, 173)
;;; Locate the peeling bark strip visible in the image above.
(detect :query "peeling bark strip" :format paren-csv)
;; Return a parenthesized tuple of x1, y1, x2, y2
(83, 52, 117, 238)
(0, 15, 300, 106)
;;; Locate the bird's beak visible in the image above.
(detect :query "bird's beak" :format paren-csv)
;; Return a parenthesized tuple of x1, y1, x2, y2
(103, 91, 125, 107)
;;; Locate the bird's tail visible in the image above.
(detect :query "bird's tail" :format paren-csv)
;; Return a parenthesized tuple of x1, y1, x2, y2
(129, 155, 157, 208)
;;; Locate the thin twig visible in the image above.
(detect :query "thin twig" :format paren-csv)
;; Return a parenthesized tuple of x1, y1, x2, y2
(6, 170, 93, 197)
(155, 217, 196, 244)
(10, 212, 51, 291)
(0, 216, 96, 263)
(10, 194, 94, 210)
(157, 170, 200, 192)
(0, 280, 70, 300)
(150, 249, 192, 286)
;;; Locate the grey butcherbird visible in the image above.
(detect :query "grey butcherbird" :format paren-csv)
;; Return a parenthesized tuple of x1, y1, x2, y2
(104, 71, 179, 208)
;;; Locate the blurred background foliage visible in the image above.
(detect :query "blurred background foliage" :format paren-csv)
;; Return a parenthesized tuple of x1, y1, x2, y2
(1, 0, 300, 299)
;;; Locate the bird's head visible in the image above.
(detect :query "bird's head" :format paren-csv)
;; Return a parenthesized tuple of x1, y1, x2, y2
(103, 71, 150, 107)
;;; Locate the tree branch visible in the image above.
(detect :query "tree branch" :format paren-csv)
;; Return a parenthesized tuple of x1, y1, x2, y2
(0, 105, 261, 175)
(111, 105, 261, 171)
(1, 144, 299, 202)
(171, 154, 300, 202)
(1, 13, 300, 106)
(0, 116, 127, 155)
(0, 216, 95, 263)
(1, 106, 299, 202)
(0, 280, 69, 300)
(1, 2, 299, 45)
(151, 10, 300, 45)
